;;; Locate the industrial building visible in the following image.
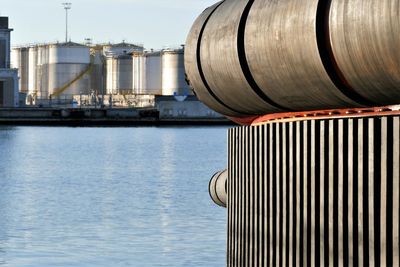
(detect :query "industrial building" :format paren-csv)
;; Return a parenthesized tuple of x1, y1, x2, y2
(0, 17, 18, 107)
(104, 42, 144, 95)
(12, 42, 93, 101)
(105, 46, 190, 97)
(11, 41, 191, 107)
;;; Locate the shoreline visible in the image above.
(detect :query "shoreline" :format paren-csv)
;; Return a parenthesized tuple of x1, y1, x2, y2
(0, 107, 235, 127)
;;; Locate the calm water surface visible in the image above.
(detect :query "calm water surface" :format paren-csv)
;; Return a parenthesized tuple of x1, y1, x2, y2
(0, 126, 228, 267)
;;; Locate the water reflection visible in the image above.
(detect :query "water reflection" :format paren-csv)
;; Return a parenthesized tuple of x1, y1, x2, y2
(159, 131, 177, 256)
(0, 126, 17, 132)
(0, 127, 228, 267)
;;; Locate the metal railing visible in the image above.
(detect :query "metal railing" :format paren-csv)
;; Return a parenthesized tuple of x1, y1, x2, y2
(25, 93, 156, 109)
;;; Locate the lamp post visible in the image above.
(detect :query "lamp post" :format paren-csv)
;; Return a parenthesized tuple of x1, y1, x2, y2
(62, 3, 72, 43)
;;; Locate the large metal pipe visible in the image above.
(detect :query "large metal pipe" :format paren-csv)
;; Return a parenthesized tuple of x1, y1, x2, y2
(185, 0, 400, 117)
(209, 169, 227, 208)
(329, 0, 400, 104)
(185, 1, 240, 117)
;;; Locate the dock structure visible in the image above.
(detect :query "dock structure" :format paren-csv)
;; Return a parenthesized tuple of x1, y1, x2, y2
(228, 111, 400, 266)
(187, 0, 400, 265)
(208, 107, 400, 266)
(0, 95, 228, 126)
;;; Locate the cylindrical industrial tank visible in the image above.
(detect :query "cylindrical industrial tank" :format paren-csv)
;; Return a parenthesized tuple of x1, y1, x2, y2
(10, 47, 20, 70)
(90, 47, 105, 95)
(37, 45, 50, 98)
(20, 48, 29, 93)
(105, 53, 133, 95)
(28, 46, 38, 95)
(48, 42, 91, 97)
(105, 56, 114, 94)
(133, 52, 146, 94)
(185, 0, 400, 117)
(11, 47, 29, 93)
(161, 49, 191, 96)
(144, 51, 162, 95)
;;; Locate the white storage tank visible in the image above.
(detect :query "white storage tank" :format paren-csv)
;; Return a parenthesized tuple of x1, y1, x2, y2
(161, 48, 191, 96)
(36, 45, 50, 98)
(10, 48, 20, 69)
(47, 42, 91, 97)
(144, 51, 162, 95)
(105, 56, 113, 94)
(28, 46, 38, 95)
(106, 53, 133, 95)
(10, 47, 20, 69)
(132, 52, 146, 94)
(11, 47, 29, 93)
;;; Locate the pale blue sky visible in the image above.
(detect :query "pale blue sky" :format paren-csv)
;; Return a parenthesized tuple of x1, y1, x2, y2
(1, 0, 217, 49)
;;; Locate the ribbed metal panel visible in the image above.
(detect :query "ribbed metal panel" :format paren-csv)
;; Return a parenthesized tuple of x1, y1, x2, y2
(228, 116, 400, 266)
(144, 52, 162, 95)
(105, 55, 133, 95)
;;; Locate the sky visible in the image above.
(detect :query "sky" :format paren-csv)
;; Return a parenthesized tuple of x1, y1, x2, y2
(1, 0, 217, 49)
